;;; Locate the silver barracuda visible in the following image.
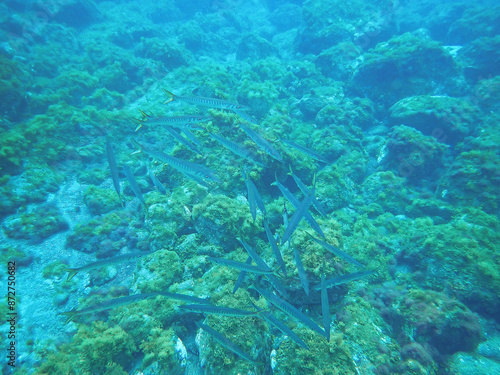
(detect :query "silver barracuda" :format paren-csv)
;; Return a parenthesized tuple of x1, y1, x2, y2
(164, 89, 249, 111)
(66, 249, 157, 281)
(253, 286, 327, 339)
(293, 243, 309, 296)
(139, 143, 220, 183)
(207, 256, 276, 275)
(134, 109, 211, 131)
(164, 126, 202, 154)
(281, 186, 316, 245)
(273, 177, 325, 238)
(239, 123, 283, 163)
(211, 133, 263, 166)
(179, 304, 257, 317)
(321, 272, 331, 342)
(106, 137, 121, 201)
(312, 269, 377, 291)
(60, 293, 157, 323)
(289, 166, 327, 217)
(123, 164, 145, 205)
(196, 322, 261, 364)
(307, 233, 364, 269)
(263, 219, 286, 277)
(280, 138, 327, 163)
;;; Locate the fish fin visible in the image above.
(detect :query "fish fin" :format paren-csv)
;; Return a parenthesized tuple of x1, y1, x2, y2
(163, 89, 175, 104)
(137, 109, 150, 120)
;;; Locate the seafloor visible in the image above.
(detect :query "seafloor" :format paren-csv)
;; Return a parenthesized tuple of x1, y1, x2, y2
(0, 0, 499, 374)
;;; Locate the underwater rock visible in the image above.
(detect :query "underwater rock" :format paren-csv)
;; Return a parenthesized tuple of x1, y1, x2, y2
(315, 42, 363, 81)
(236, 34, 280, 60)
(2, 203, 68, 242)
(297, 85, 344, 121)
(448, 352, 500, 375)
(49, 0, 102, 29)
(389, 95, 478, 145)
(296, 0, 394, 54)
(350, 32, 463, 106)
(384, 125, 448, 185)
(82, 185, 122, 215)
(445, 6, 500, 45)
(315, 96, 375, 130)
(269, 4, 302, 32)
(456, 36, 500, 82)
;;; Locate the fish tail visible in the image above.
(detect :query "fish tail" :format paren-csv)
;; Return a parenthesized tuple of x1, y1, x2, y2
(59, 311, 76, 324)
(66, 270, 78, 282)
(163, 89, 175, 104)
(130, 116, 144, 131)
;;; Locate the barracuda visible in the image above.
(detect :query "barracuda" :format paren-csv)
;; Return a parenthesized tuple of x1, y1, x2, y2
(66, 249, 157, 281)
(196, 322, 261, 364)
(179, 304, 257, 317)
(164, 89, 249, 111)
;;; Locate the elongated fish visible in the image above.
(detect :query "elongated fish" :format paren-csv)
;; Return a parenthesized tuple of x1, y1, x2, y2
(196, 322, 261, 364)
(238, 239, 289, 299)
(293, 243, 309, 296)
(321, 272, 331, 342)
(164, 126, 202, 154)
(273, 177, 325, 238)
(243, 170, 256, 221)
(232, 108, 258, 124)
(66, 249, 157, 281)
(207, 256, 275, 275)
(307, 233, 364, 269)
(139, 143, 220, 183)
(210, 133, 263, 166)
(263, 219, 286, 277)
(157, 291, 211, 305)
(123, 165, 145, 205)
(239, 123, 283, 163)
(289, 166, 327, 217)
(164, 89, 249, 111)
(60, 293, 157, 323)
(254, 286, 327, 339)
(149, 169, 167, 195)
(258, 310, 310, 350)
(281, 186, 316, 245)
(312, 269, 377, 291)
(180, 304, 257, 317)
(246, 173, 266, 217)
(106, 137, 121, 201)
(280, 138, 327, 163)
(135, 109, 210, 131)
(233, 256, 252, 294)
(180, 127, 202, 146)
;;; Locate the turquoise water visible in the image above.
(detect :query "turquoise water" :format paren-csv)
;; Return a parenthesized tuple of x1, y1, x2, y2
(0, 0, 499, 374)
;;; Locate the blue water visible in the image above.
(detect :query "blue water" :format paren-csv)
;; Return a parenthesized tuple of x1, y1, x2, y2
(0, 0, 499, 374)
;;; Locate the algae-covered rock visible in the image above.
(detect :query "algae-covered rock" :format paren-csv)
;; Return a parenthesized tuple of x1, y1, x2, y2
(236, 34, 280, 60)
(297, 85, 344, 121)
(316, 96, 375, 130)
(350, 32, 463, 106)
(315, 42, 363, 81)
(192, 194, 260, 249)
(446, 6, 500, 44)
(456, 36, 500, 81)
(384, 125, 448, 184)
(2, 203, 69, 242)
(297, 0, 394, 54)
(83, 185, 122, 215)
(389, 95, 479, 145)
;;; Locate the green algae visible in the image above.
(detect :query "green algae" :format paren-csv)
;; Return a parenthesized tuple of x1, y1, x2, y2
(83, 185, 122, 215)
(140, 327, 181, 372)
